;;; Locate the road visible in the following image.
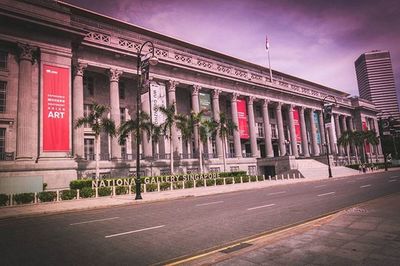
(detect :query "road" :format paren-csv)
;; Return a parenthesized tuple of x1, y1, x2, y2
(1, 171, 399, 265)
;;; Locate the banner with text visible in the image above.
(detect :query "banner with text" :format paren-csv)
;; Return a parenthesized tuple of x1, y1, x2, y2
(313, 112, 321, 144)
(43, 64, 70, 152)
(237, 99, 249, 139)
(293, 108, 301, 142)
(150, 82, 167, 126)
(362, 121, 371, 153)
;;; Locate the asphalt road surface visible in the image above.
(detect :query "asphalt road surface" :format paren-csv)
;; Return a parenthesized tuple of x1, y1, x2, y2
(1, 171, 399, 265)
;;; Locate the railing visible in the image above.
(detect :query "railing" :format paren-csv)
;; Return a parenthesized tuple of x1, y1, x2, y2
(0, 152, 15, 161)
(203, 153, 217, 159)
(226, 153, 235, 158)
(243, 153, 252, 158)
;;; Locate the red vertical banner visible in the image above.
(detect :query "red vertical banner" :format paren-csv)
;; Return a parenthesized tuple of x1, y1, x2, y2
(237, 99, 249, 139)
(43, 64, 70, 152)
(362, 121, 370, 153)
(293, 108, 301, 142)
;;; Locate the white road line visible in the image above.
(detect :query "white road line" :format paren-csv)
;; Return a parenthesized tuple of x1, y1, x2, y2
(70, 217, 119, 226)
(317, 192, 335, 197)
(196, 201, 224, 207)
(247, 204, 275, 211)
(105, 225, 165, 238)
(314, 185, 327, 188)
(389, 176, 398, 179)
(389, 179, 397, 183)
(268, 191, 286, 196)
(360, 184, 372, 188)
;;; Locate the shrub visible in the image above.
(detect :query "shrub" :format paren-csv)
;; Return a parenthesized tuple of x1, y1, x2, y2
(146, 183, 157, 192)
(61, 189, 77, 200)
(70, 179, 92, 189)
(206, 179, 215, 186)
(80, 187, 94, 198)
(174, 182, 183, 189)
(234, 176, 242, 183)
(98, 187, 112, 197)
(219, 171, 247, 177)
(216, 178, 224, 185)
(160, 182, 170, 191)
(242, 176, 250, 183)
(0, 194, 9, 206)
(250, 176, 258, 182)
(185, 180, 194, 188)
(196, 179, 204, 187)
(116, 186, 128, 195)
(38, 191, 56, 202)
(225, 177, 234, 184)
(14, 193, 35, 204)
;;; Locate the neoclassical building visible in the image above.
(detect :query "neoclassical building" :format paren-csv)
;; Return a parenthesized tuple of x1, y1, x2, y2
(0, 0, 382, 189)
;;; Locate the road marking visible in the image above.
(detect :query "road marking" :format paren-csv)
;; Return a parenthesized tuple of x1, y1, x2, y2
(360, 184, 372, 188)
(317, 192, 335, 197)
(388, 179, 397, 183)
(346, 180, 356, 183)
(70, 217, 119, 226)
(268, 191, 286, 196)
(314, 185, 327, 188)
(105, 225, 165, 238)
(247, 204, 275, 211)
(389, 176, 398, 179)
(196, 201, 224, 207)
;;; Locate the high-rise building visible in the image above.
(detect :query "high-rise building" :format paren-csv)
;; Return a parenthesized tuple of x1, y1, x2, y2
(355, 50, 400, 120)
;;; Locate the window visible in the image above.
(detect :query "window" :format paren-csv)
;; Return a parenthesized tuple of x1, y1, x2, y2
(209, 167, 220, 173)
(271, 124, 278, 139)
(120, 107, 126, 123)
(83, 76, 94, 96)
(255, 106, 262, 118)
(0, 81, 5, 113)
(230, 166, 239, 172)
(268, 108, 275, 119)
(0, 128, 5, 154)
(257, 122, 264, 137)
(0, 51, 7, 69)
(84, 138, 94, 160)
(248, 166, 257, 176)
(229, 142, 235, 156)
(83, 104, 93, 128)
(119, 81, 125, 100)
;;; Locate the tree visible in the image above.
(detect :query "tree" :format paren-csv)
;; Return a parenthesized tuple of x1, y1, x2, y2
(175, 112, 195, 157)
(159, 103, 177, 174)
(337, 130, 357, 163)
(75, 103, 116, 179)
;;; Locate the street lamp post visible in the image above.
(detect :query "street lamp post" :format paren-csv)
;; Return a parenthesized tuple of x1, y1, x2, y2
(322, 95, 337, 178)
(135, 41, 158, 200)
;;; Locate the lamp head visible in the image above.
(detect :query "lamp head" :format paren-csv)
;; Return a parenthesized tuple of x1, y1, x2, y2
(149, 55, 158, 66)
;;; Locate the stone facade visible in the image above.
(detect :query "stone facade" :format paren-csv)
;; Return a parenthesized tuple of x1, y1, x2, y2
(0, 0, 382, 189)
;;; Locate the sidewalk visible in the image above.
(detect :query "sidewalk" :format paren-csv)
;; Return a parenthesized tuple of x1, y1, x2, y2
(182, 193, 400, 266)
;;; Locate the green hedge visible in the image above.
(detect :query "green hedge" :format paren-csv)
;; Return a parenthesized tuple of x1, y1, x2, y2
(160, 182, 170, 191)
(70, 179, 92, 189)
(174, 182, 183, 189)
(0, 194, 9, 206)
(196, 179, 204, 186)
(116, 186, 128, 195)
(186, 180, 194, 188)
(234, 176, 242, 183)
(61, 189, 77, 200)
(226, 177, 234, 184)
(14, 193, 35, 204)
(206, 179, 215, 186)
(98, 187, 112, 197)
(219, 171, 247, 177)
(80, 187, 94, 198)
(146, 183, 157, 192)
(216, 178, 224, 185)
(242, 176, 250, 183)
(250, 176, 258, 182)
(38, 191, 56, 202)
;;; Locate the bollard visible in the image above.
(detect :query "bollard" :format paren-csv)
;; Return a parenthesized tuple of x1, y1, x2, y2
(268, 175, 271, 181)
(223, 178, 226, 185)
(240, 176, 243, 183)
(95, 187, 99, 198)
(56, 190, 60, 202)
(215, 179, 217, 186)
(263, 174, 265, 181)
(77, 189, 80, 200)
(112, 186, 116, 197)
(171, 182, 174, 190)
(183, 181, 185, 189)
(204, 180, 207, 187)
(128, 185, 132, 195)
(157, 182, 160, 192)
(232, 178, 235, 184)
(34, 192, 37, 204)
(194, 180, 196, 188)
(144, 184, 147, 193)
(10, 194, 13, 206)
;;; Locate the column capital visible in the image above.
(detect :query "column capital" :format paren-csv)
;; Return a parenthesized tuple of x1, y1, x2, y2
(108, 68, 123, 82)
(211, 88, 221, 99)
(192, 85, 201, 96)
(17, 43, 37, 62)
(275, 102, 282, 110)
(299, 106, 305, 114)
(168, 79, 179, 92)
(73, 63, 87, 77)
(248, 96, 256, 105)
(231, 92, 240, 102)
(263, 98, 270, 107)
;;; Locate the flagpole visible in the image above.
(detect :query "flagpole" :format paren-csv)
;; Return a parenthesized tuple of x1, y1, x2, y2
(267, 48, 273, 82)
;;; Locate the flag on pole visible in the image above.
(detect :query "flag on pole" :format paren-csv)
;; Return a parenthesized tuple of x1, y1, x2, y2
(265, 35, 270, 50)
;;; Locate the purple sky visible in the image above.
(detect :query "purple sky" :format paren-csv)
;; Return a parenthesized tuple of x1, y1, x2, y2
(64, 0, 400, 98)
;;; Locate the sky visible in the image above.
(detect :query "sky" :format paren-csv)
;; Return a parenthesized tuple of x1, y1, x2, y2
(64, 0, 400, 98)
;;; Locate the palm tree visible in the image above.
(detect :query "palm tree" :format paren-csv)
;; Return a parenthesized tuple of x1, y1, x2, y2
(75, 103, 116, 179)
(175, 113, 195, 157)
(337, 130, 357, 164)
(189, 110, 206, 172)
(159, 103, 177, 174)
(213, 112, 238, 172)
(151, 124, 163, 158)
(339, 129, 379, 165)
(118, 110, 152, 157)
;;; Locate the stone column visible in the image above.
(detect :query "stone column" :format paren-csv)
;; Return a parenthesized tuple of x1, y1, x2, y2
(340, 115, 348, 155)
(108, 69, 123, 160)
(299, 107, 309, 157)
(262, 99, 273, 157)
(318, 111, 326, 154)
(334, 113, 342, 155)
(212, 89, 223, 158)
(192, 85, 201, 154)
(16, 43, 37, 160)
(287, 104, 298, 157)
(275, 102, 286, 156)
(72, 63, 87, 159)
(141, 83, 152, 159)
(231, 93, 242, 158)
(373, 119, 383, 155)
(168, 80, 181, 157)
(328, 122, 337, 155)
(309, 109, 320, 156)
(247, 96, 258, 157)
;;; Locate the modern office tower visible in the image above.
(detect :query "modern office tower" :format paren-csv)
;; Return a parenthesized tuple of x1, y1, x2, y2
(355, 50, 399, 120)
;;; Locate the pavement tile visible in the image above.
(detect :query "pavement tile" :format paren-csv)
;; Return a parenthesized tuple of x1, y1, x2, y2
(341, 241, 380, 253)
(376, 223, 400, 233)
(326, 231, 359, 241)
(311, 253, 359, 265)
(334, 247, 369, 262)
(348, 221, 378, 230)
(365, 254, 400, 266)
